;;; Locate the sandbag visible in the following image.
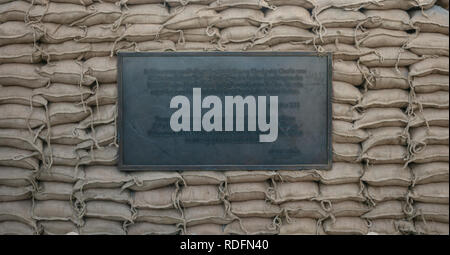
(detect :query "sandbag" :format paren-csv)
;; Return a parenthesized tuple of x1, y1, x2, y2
(41, 23, 87, 44)
(79, 218, 125, 235)
(224, 217, 279, 235)
(37, 165, 84, 183)
(253, 25, 315, 46)
(318, 183, 365, 202)
(333, 120, 368, 143)
(76, 24, 125, 43)
(48, 102, 90, 126)
(119, 4, 170, 25)
(363, 9, 411, 30)
(0, 147, 39, 170)
(361, 127, 407, 153)
(39, 220, 78, 235)
(0, 103, 47, 129)
(359, 47, 421, 67)
(0, 221, 37, 235)
(332, 143, 361, 163)
(227, 182, 269, 202)
(316, 162, 363, 185)
(332, 103, 362, 122)
(80, 146, 118, 166)
(0, 21, 43, 46)
(366, 186, 409, 203)
(133, 186, 176, 209)
(414, 203, 449, 223)
(366, 67, 409, 90)
(332, 81, 362, 105)
(35, 83, 93, 103)
(163, 4, 219, 30)
(410, 182, 449, 204)
(43, 144, 88, 166)
(41, 41, 91, 62)
(122, 171, 182, 191)
(181, 171, 225, 186)
(358, 28, 410, 48)
(358, 88, 409, 109)
(414, 91, 449, 109)
(323, 217, 368, 235)
(409, 109, 449, 127)
(0, 185, 33, 202)
(267, 0, 315, 8)
(84, 200, 133, 222)
(415, 221, 449, 235)
(323, 44, 373, 61)
(76, 166, 130, 190)
(85, 84, 117, 106)
(175, 41, 218, 51)
(0, 44, 41, 64)
(280, 218, 319, 235)
(38, 60, 96, 85)
(330, 201, 370, 217)
(224, 171, 274, 183)
(34, 2, 91, 24)
(74, 187, 131, 205)
(127, 222, 179, 235)
(84, 57, 117, 83)
(34, 181, 73, 201)
(0, 86, 46, 106)
(275, 170, 319, 183)
(32, 200, 79, 223)
(0, 129, 43, 153)
(167, 27, 220, 43)
(230, 200, 281, 217)
(315, 27, 367, 45)
(269, 182, 319, 204)
(0, 200, 35, 227)
(412, 74, 448, 93)
(361, 145, 407, 164)
(135, 208, 183, 225)
(208, 0, 273, 10)
(78, 104, 117, 129)
(409, 57, 449, 77)
(122, 24, 178, 43)
(411, 126, 449, 146)
(70, 2, 121, 26)
(39, 123, 90, 145)
(362, 164, 412, 187)
(333, 60, 367, 86)
(354, 108, 408, 129)
(0, 166, 36, 187)
(410, 5, 449, 35)
(406, 33, 449, 57)
(411, 162, 449, 185)
(115, 40, 176, 53)
(265, 6, 316, 28)
(364, 0, 436, 10)
(280, 201, 326, 219)
(184, 204, 233, 226)
(317, 8, 366, 28)
(219, 25, 265, 44)
(180, 185, 221, 208)
(411, 145, 449, 163)
(0, 64, 49, 88)
(362, 200, 406, 219)
(369, 219, 408, 235)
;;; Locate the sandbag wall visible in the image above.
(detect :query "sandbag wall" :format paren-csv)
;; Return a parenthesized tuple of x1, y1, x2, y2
(0, 0, 448, 235)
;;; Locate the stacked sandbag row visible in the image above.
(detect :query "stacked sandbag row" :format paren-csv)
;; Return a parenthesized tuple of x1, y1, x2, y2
(0, 0, 448, 235)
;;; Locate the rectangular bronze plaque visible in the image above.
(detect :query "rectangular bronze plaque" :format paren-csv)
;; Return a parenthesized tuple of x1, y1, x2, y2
(118, 52, 332, 170)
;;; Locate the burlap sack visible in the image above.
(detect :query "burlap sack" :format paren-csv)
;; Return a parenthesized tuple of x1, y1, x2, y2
(333, 120, 368, 143)
(0, 64, 49, 88)
(84, 201, 133, 222)
(322, 44, 373, 61)
(0, 147, 39, 170)
(409, 109, 449, 127)
(34, 181, 73, 201)
(411, 145, 449, 163)
(180, 185, 221, 207)
(368, 219, 405, 235)
(134, 208, 183, 225)
(411, 162, 449, 185)
(181, 171, 226, 185)
(331, 201, 370, 217)
(43, 144, 88, 166)
(175, 41, 218, 51)
(361, 127, 407, 154)
(163, 4, 219, 29)
(79, 218, 126, 235)
(0, 1, 37, 22)
(76, 165, 131, 190)
(411, 126, 449, 146)
(219, 25, 264, 44)
(227, 182, 270, 202)
(122, 171, 182, 191)
(37, 165, 84, 183)
(0, 21, 43, 46)
(410, 182, 449, 204)
(280, 218, 319, 235)
(362, 164, 412, 187)
(354, 108, 408, 129)
(121, 24, 178, 43)
(332, 81, 362, 105)
(360, 47, 421, 67)
(230, 200, 281, 217)
(74, 187, 131, 205)
(317, 8, 366, 28)
(332, 103, 362, 122)
(224, 217, 279, 235)
(0, 166, 35, 187)
(358, 28, 410, 48)
(208, 0, 273, 10)
(409, 57, 449, 77)
(280, 201, 326, 219)
(415, 221, 449, 235)
(166, 0, 216, 7)
(32, 200, 79, 223)
(38, 60, 96, 85)
(39, 123, 90, 145)
(78, 104, 117, 129)
(265, 6, 316, 28)
(225, 171, 274, 183)
(411, 74, 448, 93)
(70, 2, 122, 26)
(0, 200, 35, 227)
(185, 224, 225, 235)
(35, 83, 93, 103)
(184, 204, 233, 226)
(0, 103, 47, 129)
(362, 200, 406, 219)
(0, 128, 43, 153)
(361, 145, 408, 164)
(41, 23, 87, 44)
(167, 27, 220, 43)
(269, 182, 319, 204)
(116, 40, 176, 53)
(406, 33, 449, 57)
(39, 220, 78, 235)
(270, 42, 314, 51)
(366, 67, 409, 90)
(48, 102, 90, 126)
(316, 162, 363, 185)
(414, 203, 449, 223)
(315, 27, 368, 45)
(332, 143, 361, 162)
(363, 9, 411, 30)
(118, 4, 170, 25)
(253, 25, 315, 46)
(323, 217, 368, 235)
(333, 60, 367, 86)
(358, 89, 409, 109)
(41, 41, 91, 62)
(366, 186, 408, 203)
(318, 183, 365, 202)
(80, 146, 118, 166)
(0, 221, 36, 235)
(1, 86, 47, 107)
(0, 44, 41, 64)
(75, 25, 125, 43)
(414, 91, 449, 109)
(127, 222, 180, 235)
(410, 5, 449, 35)
(0, 185, 33, 202)
(210, 8, 263, 28)
(364, 0, 436, 10)
(84, 57, 117, 83)
(37, 2, 92, 24)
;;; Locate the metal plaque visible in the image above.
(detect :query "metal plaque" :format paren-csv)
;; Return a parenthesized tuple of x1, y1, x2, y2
(118, 52, 332, 171)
